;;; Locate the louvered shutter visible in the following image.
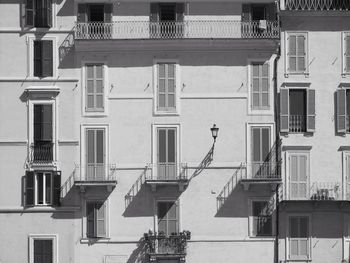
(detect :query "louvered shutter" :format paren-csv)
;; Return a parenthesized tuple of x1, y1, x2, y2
(104, 4, 113, 23)
(306, 89, 315, 132)
(46, 0, 52, 28)
(33, 41, 42, 77)
(176, 3, 185, 22)
(280, 89, 289, 132)
(25, 0, 35, 27)
(288, 35, 296, 72)
(86, 202, 95, 237)
(241, 4, 252, 22)
(297, 35, 306, 72)
(52, 171, 61, 206)
(345, 35, 350, 72)
(26, 171, 35, 206)
(77, 4, 87, 23)
(42, 40, 53, 77)
(337, 89, 347, 133)
(96, 202, 106, 237)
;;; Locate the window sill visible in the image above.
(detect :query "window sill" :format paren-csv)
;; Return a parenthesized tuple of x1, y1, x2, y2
(0, 206, 80, 213)
(153, 111, 180, 117)
(80, 237, 111, 243)
(249, 109, 273, 115)
(285, 72, 309, 78)
(247, 236, 275, 241)
(83, 111, 108, 117)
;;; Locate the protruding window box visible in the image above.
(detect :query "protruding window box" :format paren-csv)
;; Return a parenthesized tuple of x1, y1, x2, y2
(145, 163, 189, 192)
(144, 231, 191, 263)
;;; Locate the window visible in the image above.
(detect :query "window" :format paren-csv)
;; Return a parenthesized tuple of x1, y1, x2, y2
(157, 201, 179, 236)
(157, 128, 177, 180)
(250, 200, 273, 237)
(33, 104, 53, 162)
(77, 4, 113, 23)
(289, 154, 309, 200)
(286, 33, 308, 74)
(337, 88, 350, 133)
(345, 153, 350, 200)
(25, 0, 52, 28)
(33, 40, 53, 78)
(86, 201, 107, 238)
(85, 64, 105, 112)
(86, 128, 105, 180)
(251, 126, 271, 178)
(289, 216, 310, 260)
(157, 63, 176, 112)
(25, 171, 61, 206)
(251, 62, 270, 110)
(29, 235, 57, 263)
(280, 88, 315, 133)
(343, 34, 350, 74)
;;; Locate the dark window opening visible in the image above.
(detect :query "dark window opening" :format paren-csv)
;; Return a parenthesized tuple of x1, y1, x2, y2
(34, 239, 53, 263)
(289, 89, 306, 132)
(251, 5, 266, 20)
(159, 4, 176, 21)
(252, 201, 272, 237)
(88, 4, 105, 22)
(33, 40, 53, 78)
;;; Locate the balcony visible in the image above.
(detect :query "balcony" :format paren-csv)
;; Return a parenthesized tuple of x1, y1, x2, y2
(29, 142, 54, 165)
(74, 20, 280, 40)
(144, 231, 191, 262)
(145, 163, 189, 192)
(289, 115, 306, 133)
(282, 0, 350, 11)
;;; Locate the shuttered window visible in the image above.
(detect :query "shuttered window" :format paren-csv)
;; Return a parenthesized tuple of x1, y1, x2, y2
(344, 35, 350, 73)
(251, 201, 272, 237)
(287, 33, 307, 73)
(289, 216, 310, 260)
(25, 0, 52, 28)
(289, 154, 308, 199)
(86, 201, 107, 238)
(157, 63, 176, 112)
(34, 239, 53, 263)
(251, 127, 270, 178)
(86, 64, 104, 112)
(34, 40, 53, 78)
(34, 104, 52, 143)
(86, 129, 105, 180)
(157, 128, 176, 179)
(337, 89, 349, 133)
(251, 63, 269, 109)
(157, 201, 179, 236)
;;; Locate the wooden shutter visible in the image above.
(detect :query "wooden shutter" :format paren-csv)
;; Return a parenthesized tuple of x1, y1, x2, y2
(150, 3, 159, 22)
(241, 4, 251, 22)
(96, 202, 106, 237)
(26, 171, 35, 206)
(176, 3, 185, 22)
(266, 3, 276, 21)
(33, 41, 42, 77)
(25, 0, 35, 27)
(297, 35, 306, 72)
(77, 4, 87, 23)
(52, 171, 61, 206)
(290, 155, 308, 199)
(306, 89, 315, 132)
(288, 35, 296, 72)
(86, 202, 95, 237)
(345, 35, 350, 72)
(104, 4, 113, 23)
(41, 40, 53, 77)
(46, 0, 52, 27)
(337, 89, 347, 133)
(280, 89, 289, 132)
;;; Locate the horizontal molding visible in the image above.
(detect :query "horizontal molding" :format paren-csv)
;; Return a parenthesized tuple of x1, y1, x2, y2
(109, 94, 153, 100)
(0, 28, 73, 33)
(0, 206, 80, 213)
(282, 145, 312, 151)
(0, 78, 79, 82)
(114, 162, 243, 170)
(181, 93, 248, 99)
(0, 140, 27, 146)
(58, 140, 79, 146)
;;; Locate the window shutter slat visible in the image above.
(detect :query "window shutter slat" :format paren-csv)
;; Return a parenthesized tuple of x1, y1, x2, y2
(41, 40, 53, 77)
(25, 0, 35, 27)
(77, 4, 87, 23)
(280, 89, 289, 132)
(26, 171, 35, 206)
(52, 171, 61, 206)
(96, 202, 106, 237)
(307, 89, 316, 132)
(86, 202, 95, 237)
(104, 4, 113, 23)
(337, 89, 347, 133)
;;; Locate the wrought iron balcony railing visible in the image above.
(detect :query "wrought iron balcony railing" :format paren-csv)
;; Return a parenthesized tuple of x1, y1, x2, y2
(30, 142, 53, 163)
(289, 115, 306, 133)
(74, 163, 117, 182)
(284, 0, 350, 11)
(75, 20, 280, 40)
(245, 162, 282, 180)
(144, 231, 191, 257)
(146, 163, 188, 181)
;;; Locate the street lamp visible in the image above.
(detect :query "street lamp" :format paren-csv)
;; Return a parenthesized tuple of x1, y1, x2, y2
(210, 124, 219, 142)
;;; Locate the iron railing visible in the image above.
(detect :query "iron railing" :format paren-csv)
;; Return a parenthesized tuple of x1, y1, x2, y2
(244, 162, 282, 180)
(146, 163, 188, 181)
(289, 115, 306, 133)
(75, 163, 117, 182)
(144, 231, 190, 256)
(284, 0, 350, 10)
(30, 142, 53, 163)
(253, 216, 273, 237)
(75, 20, 280, 40)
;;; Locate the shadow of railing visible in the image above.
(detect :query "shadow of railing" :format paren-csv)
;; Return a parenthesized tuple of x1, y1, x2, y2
(58, 29, 75, 68)
(125, 165, 149, 209)
(189, 143, 215, 181)
(60, 167, 77, 199)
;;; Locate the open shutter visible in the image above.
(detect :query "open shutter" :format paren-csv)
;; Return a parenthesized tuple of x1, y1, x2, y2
(41, 40, 53, 77)
(280, 89, 289, 132)
(306, 89, 315, 132)
(77, 4, 87, 23)
(46, 0, 52, 28)
(33, 41, 42, 77)
(241, 4, 251, 22)
(104, 4, 113, 23)
(52, 171, 61, 206)
(26, 171, 35, 206)
(25, 0, 35, 27)
(96, 202, 106, 237)
(86, 202, 95, 237)
(176, 3, 185, 22)
(150, 3, 159, 22)
(337, 89, 347, 133)
(345, 35, 350, 72)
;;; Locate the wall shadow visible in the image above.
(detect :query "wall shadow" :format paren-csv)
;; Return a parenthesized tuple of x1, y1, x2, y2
(58, 31, 76, 69)
(126, 238, 148, 263)
(189, 143, 214, 180)
(123, 184, 154, 217)
(57, 0, 74, 17)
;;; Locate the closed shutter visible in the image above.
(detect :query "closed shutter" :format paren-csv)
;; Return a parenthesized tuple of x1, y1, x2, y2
(33, 41, 42, 77)
(266, 3, 276, 21)
(86, 202, 95, 237)
(46, 0, 52, 27)
(157, 128, 176, 180)
(252, 63, 269, 109)
(297, 35, 306, 72)
(150, 3, 159, 22)
(104, 4, 113, 23)
(157, 63, 176, 111)
(157, 201, 178, 236)
(77, 4, 87, 23)
(306, 89, 315, 132)
(280, 89, 289, 132)
(26, 171, 35, 206)
(337, 89, 347, 133)
(289, 217, 309, 259)
(96, 202, 106, 237)
(25, 0, 35, 27)
(290, 155, 308, 199)
(41, 40, 53, 77)
(52, 171, 61, 206)
(345, 35, 350, 72)
(86, 64, 104, 111)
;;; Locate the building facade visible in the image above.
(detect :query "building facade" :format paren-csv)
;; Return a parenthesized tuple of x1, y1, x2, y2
(0, 0, 348, 263)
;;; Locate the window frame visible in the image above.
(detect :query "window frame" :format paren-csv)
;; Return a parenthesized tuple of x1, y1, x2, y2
(27, 36, 58, 79)
(23, 0, 57, 29)
(28, 234, 58, 263)
(248, 197, 274, 238)
(154, 197, 181, 235)
(342, 32, 350, 76)
(35, 171, 53, 206)
(287, 214, 312, 261)
(82, 61, 109, 116)
(85, 199, 109, 239)
(285, 32, 309, 76)
(343, 151, 350, 200)
(153, 59, 181, 116)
